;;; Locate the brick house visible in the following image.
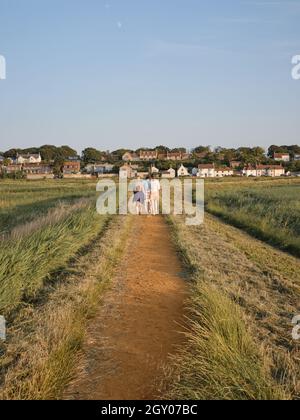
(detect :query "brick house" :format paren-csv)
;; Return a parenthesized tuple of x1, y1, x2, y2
(274, 153, 290, 162)
(167, 152, 184, 161)
(3, 164, 23, 174)
(139, 150, 158, 161)
(122, 152, 140, 162)
(63, 161, 81, 174)
(22, 163, 53, 175)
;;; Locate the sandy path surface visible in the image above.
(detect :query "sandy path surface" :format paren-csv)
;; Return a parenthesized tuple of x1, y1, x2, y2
(65, 216, 189, 400)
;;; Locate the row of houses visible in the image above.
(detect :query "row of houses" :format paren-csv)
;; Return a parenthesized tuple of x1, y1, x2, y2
(122, 150, 300, 163)
(1, 150, 299, 165)
(122, 150, 192, 162)
(119, 164, 190, 179)
(0, 151, 292, 180)
(0, 160, 82, 179)
(196, 164, 285, 178)
(119, 163, 287, 179)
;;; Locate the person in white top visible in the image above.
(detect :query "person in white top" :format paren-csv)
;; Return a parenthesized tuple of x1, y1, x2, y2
(150, 175, 161, 216)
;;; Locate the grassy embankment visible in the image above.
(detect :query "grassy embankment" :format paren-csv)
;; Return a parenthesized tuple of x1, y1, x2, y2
(0, 179, 96, 236)
(166, 179, 299, 400)
(204, 178, 300, 256)
(0, 180, 132, 399)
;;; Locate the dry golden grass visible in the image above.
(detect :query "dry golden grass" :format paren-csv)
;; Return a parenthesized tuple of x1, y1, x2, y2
(0, 215, 133, 400)
(4, 198, 92, 241)
(205, 183, 300, 256)
(0, 179, 96, 235)
(167, 212, 299, 399)
(167, 282, 286, 400)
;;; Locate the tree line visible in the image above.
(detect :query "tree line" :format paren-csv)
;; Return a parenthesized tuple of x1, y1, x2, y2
(1, 144, 300, 172)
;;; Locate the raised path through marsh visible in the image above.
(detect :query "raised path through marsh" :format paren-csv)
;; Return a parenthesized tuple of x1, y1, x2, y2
(65, 215, 189, 400)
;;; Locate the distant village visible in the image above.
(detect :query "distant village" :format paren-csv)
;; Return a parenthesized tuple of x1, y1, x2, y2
(0, 144, 300, 180)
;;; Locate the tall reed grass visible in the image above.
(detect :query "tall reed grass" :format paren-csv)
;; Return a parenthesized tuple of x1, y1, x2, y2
(169, 281, 288, 400)
(167, 215, 290, 400)
(0, 179, 96, 235)
(205, 183, 300, 256)
(0, 204, 107, 316)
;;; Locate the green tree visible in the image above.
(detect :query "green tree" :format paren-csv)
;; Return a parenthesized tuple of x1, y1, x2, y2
(193, 146, 210, 154)
(171, 147, 187, 153)
(58, 145, 78, 159)
(111, 149, 132, 161)
(82, 148, 103, 164)
(3, 158, 11, 166)
(155, 145, 170, 153)
(40, 145, 59, 161)
(53, 157, 64, 177)
(4, 149, 21, 158)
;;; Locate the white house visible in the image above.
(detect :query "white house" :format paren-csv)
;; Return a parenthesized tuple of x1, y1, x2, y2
(197, 164, 215, 178)
(257, 165, 285, 177)
(215, 167, 234, 177)
(177, 164, 190, 177)
(243, 166, 257, 177)
(119, 163, 137, 179)
(243, 165, 285, 177)
(85, 163, 114, 174)
(161, 168, 176, 179)
(274, 153, 290, 162)
(294, 154, 300, 161)
(150, 165, 160, 174)
(265, 165, 285, 177)
(16, 153, 42, 164)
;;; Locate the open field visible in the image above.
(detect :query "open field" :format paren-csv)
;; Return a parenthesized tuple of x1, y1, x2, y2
(205, 178, 300, 256)
(167, 212, 300, 399)
(0, 180, 97, 236)
(0, 178, 299, 400)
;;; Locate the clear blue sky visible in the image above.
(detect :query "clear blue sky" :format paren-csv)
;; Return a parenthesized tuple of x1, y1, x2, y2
(0, 0, 299, 153)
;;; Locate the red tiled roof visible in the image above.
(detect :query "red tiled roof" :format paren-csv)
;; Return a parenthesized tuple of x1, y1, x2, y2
(274, 153, 289, 158)
(198, 164, 214, 169)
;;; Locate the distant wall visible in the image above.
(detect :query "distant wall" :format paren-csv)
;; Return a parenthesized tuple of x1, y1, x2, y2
(97, 173, 118, 178)
(26, 174, 54, 180)
(63, 174, 95, 179)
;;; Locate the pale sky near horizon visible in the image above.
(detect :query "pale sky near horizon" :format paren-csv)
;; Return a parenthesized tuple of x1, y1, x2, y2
(0, 0, 299, 154)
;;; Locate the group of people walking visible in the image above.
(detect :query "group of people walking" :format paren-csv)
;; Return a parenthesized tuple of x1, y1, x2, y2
(133, 175, 161, 215)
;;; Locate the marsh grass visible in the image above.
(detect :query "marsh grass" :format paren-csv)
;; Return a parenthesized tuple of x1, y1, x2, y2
(0, 179, 96, 235)
(0, 203, 107, 316)
(0, 216, 133, 400)
(205, 182, 300, 256)
(166, 215, 291, 400)
(168, 282, 286, 400)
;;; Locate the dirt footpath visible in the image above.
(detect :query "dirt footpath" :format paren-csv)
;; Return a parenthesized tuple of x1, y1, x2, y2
(64, 216, 189, 400)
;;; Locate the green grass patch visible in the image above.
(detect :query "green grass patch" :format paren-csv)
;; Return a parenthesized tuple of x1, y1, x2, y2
(0, 204, 107, 317)
(205, 182, 300, 256)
